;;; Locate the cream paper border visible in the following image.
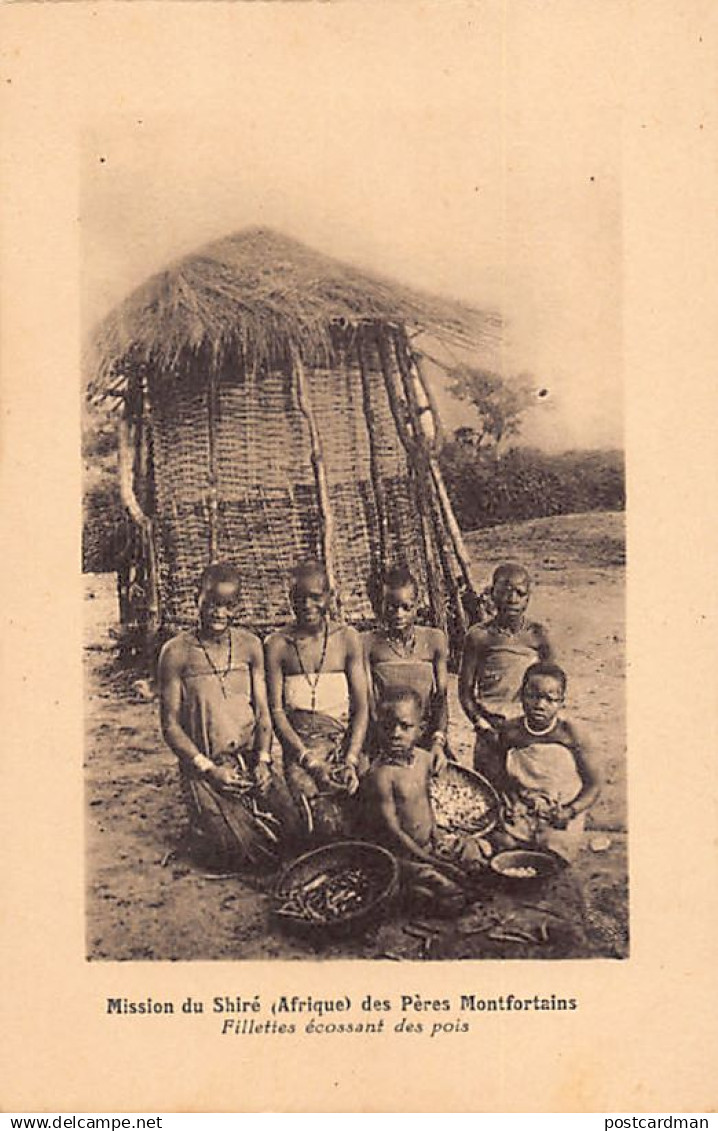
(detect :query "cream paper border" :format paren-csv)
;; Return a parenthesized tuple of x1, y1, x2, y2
(1, 0, 717, 1113)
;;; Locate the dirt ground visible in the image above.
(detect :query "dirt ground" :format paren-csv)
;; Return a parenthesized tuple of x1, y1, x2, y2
(85, 511, 628, 962)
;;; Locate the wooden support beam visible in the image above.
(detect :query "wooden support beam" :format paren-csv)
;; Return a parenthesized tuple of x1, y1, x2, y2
(390, 329, 469, 648)
(393, 328, 475, 595)
(410, 349, 445, 453)
(410, 463, 447, 638)
(206, 369, 220, 562)
(374, 326, 462, 637)
(290, 345, 342, 617)
(356, 328, 389, 571)
(117, 414, 160, 634)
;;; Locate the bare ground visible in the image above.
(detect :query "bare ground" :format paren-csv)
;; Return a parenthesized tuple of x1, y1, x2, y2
(85, 511, 627, 962)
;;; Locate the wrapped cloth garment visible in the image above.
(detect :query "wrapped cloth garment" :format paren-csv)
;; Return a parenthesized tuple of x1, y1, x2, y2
(471, 624, 546, 781)
(176, 632, 279, 869)
(369, 658, 436, 749)
(182, 761, 281, 871)
(281, 672, 359, 841)
(179, 637, 256, 758)
(502, 740, 585, 862)
(474, 635, 543, 720)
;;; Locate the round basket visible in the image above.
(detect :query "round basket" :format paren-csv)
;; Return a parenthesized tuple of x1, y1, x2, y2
(273, 840, 399, 938)
(430, 761, 500, 837)
(489, 848, 566, 889)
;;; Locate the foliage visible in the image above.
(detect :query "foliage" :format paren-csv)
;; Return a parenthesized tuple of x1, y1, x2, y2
(440, 440, 625, 530)
(83, 479, 125, 573)
(445, 366, 536, 451)
(82, 404, 125, 573)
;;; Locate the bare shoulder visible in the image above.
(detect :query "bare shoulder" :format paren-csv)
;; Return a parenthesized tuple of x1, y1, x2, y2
(232, 626, 264, 660)
(264, 629, 291, 657)
(560, 716, 586, 748)
(462, 624, 490, 653)
(362, 628, 379, 656)
(369, 762, 395, 795)
(500, 717, 525, 745)
(158, 631, 193, 671)
(420, 625, 447, 653)
(413, 746, 433, 774)
(528, 620, 551, 642)
(335, 622, 359, 640)
(338, 623, 363, 653)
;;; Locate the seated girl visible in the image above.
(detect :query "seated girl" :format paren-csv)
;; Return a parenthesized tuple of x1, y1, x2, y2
(496, 662, 601, 862)
(363, 564, 449, 774)
(264, 560, 368, 840)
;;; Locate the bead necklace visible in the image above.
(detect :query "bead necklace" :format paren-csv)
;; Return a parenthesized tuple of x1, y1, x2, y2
(524, 715, 558, 737)
(381, 626, 417, 660)
(490, 615, 527, 638)
(291, 621, 329, 715)
(379, 748, 415, 767)
(196, 630, 233, 699)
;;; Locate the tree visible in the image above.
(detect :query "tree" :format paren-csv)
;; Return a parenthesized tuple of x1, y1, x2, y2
(445, 365, 535, 454)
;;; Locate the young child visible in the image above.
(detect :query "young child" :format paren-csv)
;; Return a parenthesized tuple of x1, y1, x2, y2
(459, 562, 554, 784)
(496, 662, 600, 862)
(360, 687, 466, 916)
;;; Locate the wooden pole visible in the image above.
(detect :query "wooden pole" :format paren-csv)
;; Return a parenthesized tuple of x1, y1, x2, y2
(374, 326, 464, 636)
(393, 328, 475, 594)
(206, 367, 220, 563)
(410, 349, 445, 453)
(356, 328, 389, 571)
(118, 412, 160, 637)
(118, 414, 148, 530)
(290, 344, 341, 617)
(390, 329, 468, 648)
(374, 327, 416, 453)
(410, 463, 447, 637)
(140, 377, 161, 635)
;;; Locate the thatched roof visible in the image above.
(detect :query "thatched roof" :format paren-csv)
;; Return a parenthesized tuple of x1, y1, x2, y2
(89, 227, 501, 397)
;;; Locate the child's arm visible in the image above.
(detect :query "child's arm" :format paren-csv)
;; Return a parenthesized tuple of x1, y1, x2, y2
(373, 770, 435, 865)
(535, 623, 555, 662)
(372, 767, 459, 883)
(246, 633, 273, 791)
(428, 629, 449, 772)
(492, 722, 515, 797)
(373, 762, 466, 884)
(458, 628, 505, 729)
(552, 722, 601, 825)
(362, 631, 378, 721)
(158, 638, 235, 790)
(343, 626, 369, 793)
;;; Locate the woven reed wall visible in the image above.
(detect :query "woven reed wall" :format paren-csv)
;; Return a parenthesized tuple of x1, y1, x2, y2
(147, 335, 453, 635)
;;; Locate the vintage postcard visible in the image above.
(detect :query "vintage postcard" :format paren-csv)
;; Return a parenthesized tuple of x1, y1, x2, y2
(1, 0, 716, 1114)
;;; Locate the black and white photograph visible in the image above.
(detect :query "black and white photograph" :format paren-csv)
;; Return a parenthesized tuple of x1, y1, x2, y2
(82, 4, 627, 963)
(5, 0, 718, 1115)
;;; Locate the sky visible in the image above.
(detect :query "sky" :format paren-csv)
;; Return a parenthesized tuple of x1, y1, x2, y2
(82, 2, 624, 453)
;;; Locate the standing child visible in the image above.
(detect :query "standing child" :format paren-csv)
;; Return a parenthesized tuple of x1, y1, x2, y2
(459, 563, 554, 784)
(360, 687, 466, 917)
(363, 564, 450, 774)
(497, 662, 600, 862)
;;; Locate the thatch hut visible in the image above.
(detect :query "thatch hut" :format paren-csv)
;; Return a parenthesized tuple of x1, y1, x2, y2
(89, 228, 500, 659)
